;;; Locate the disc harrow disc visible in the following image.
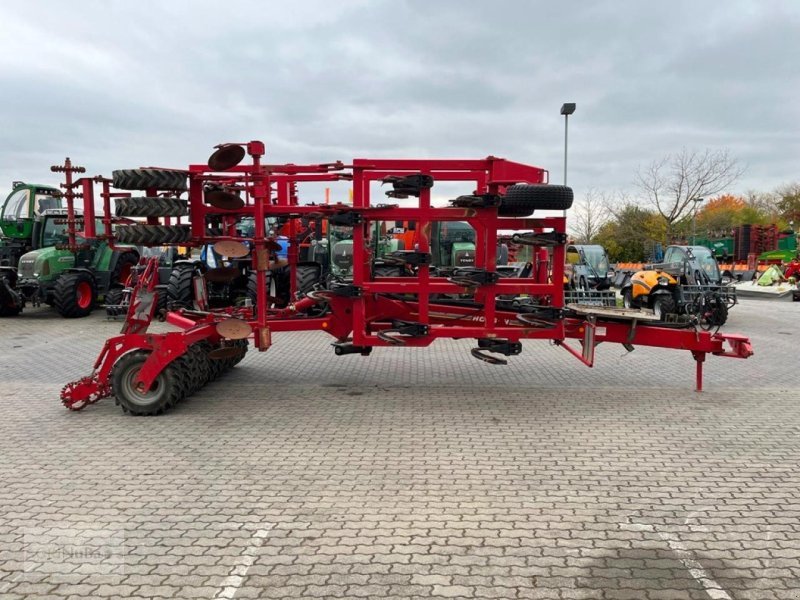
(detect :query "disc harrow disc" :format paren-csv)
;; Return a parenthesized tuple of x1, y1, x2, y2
(205, 190, 244, 210)
(214, 240, 250, 258)
(216, 318, 252, 340)
(208, 144, 246, 171)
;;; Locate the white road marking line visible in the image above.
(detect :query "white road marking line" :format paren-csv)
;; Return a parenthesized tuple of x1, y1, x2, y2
(624, 522, 732, 600)
(214, 525, 274, 600)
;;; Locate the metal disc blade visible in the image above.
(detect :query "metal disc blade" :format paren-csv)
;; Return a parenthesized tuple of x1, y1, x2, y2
(208, 145, 246, 171)
(214, 240, 250, 258)
(204, 267, 240, 283)
(216, 318, 252, 340)
(205, 190, 245, 210)
(208, 346, 244, 360)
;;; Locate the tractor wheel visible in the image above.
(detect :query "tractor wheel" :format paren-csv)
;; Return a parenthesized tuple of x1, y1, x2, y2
(115, 197, 189, 217)
(296, 263, 321, 295)
(104, 286, 124, 307)
(499, 184, 574, 217)
(111, 251, 139, 287)
(112, 351, 181, 416)
(622, 288, 634, 309)
(246, 270, 278, 307)
(652, 295, 676, 321)
(167, 264, 197, 309)
(112, 169, 188, 192)
(53, 272, 97, 318)
(115, 224, 191, 245)
(154, 287, 168, 319)
(0, 274, 22, 317)
(373, 264, 405, 278)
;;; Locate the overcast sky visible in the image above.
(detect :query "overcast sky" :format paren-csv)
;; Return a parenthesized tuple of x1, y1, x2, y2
(0, 0, 797, 207)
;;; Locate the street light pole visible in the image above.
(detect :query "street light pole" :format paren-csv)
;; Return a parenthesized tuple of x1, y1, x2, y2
(560, 103, 576, 217)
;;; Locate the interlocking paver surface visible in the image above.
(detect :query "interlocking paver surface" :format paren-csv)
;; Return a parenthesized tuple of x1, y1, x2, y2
(0, 297, 798, 599)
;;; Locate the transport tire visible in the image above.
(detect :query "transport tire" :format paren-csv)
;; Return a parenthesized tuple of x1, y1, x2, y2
(115, 197, 188, 217)
(499, 184, 574, 217)
(112, 169, 188, 191)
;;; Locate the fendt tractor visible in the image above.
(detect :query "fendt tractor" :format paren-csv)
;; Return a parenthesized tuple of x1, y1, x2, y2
(59, 141, 752, 415)
(621, 244, 737, 329)
(0, 182, 63, 315)
(0, 161, 146, 318)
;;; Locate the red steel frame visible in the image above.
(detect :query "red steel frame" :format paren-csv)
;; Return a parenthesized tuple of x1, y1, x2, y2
(60, 142, 753, 410)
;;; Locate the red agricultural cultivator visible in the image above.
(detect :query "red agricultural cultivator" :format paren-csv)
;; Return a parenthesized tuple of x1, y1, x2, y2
(61, 141, 753, 415)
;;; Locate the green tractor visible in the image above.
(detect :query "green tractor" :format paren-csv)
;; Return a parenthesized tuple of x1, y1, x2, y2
(6, 210, 139, 318)
(1, 182, 63, 315)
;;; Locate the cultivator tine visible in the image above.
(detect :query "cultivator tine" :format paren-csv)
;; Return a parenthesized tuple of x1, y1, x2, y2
(470, 339, 522, 366)
(376, 320, 429, 346)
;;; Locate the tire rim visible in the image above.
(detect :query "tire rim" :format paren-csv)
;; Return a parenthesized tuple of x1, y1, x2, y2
(76, 282, 93, 309)
(120, 362, 164, 407)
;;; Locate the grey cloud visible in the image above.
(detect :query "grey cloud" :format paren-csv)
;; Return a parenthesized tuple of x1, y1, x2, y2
(0, 0, 797, 205)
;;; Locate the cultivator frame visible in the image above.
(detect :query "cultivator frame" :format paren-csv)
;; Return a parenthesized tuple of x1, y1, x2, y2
(61, 141, 753, 414)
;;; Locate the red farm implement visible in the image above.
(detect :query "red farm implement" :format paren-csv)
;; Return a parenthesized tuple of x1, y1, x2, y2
(60, 141, 753, 414)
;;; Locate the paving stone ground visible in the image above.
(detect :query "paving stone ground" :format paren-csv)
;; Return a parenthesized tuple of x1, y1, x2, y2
(0, 297, 798, 599)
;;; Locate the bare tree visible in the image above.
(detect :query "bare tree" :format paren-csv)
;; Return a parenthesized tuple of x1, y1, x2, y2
(636, 148, 744, 236)
(568, 188, 610, 243)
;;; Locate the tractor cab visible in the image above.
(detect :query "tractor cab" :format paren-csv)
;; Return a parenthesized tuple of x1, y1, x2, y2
(658, 245, 722, 286)
(0, 184, 63, 267)
(565, 244, 611, 290)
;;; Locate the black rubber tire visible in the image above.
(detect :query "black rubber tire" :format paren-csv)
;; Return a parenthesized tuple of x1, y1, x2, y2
(154, 287, 168, 319)
(112, 169, 188, 192)
(622, 288, 634, 309)
(116, 224, 191, 245)
(115, 197, 188, 217)
(652, 295, 677, 321)
(53, 272, 97, 318)
(166, 264, 196, 309)
(0, 274, 22, 317)
(104, 286, 124, 307)
(110, 251, 139, 287)
(373, 264, 405, 278)
(112, 350, 181, 416)
(231, 339, 249, 366)
(296, 263, 321, 294)
(246, 270, 278, 306)
(499, 184, 574, 217)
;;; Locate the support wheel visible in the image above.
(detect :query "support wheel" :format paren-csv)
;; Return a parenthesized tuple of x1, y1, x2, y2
(53, 272, 97, 318)
(112, 351, 181, 416)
